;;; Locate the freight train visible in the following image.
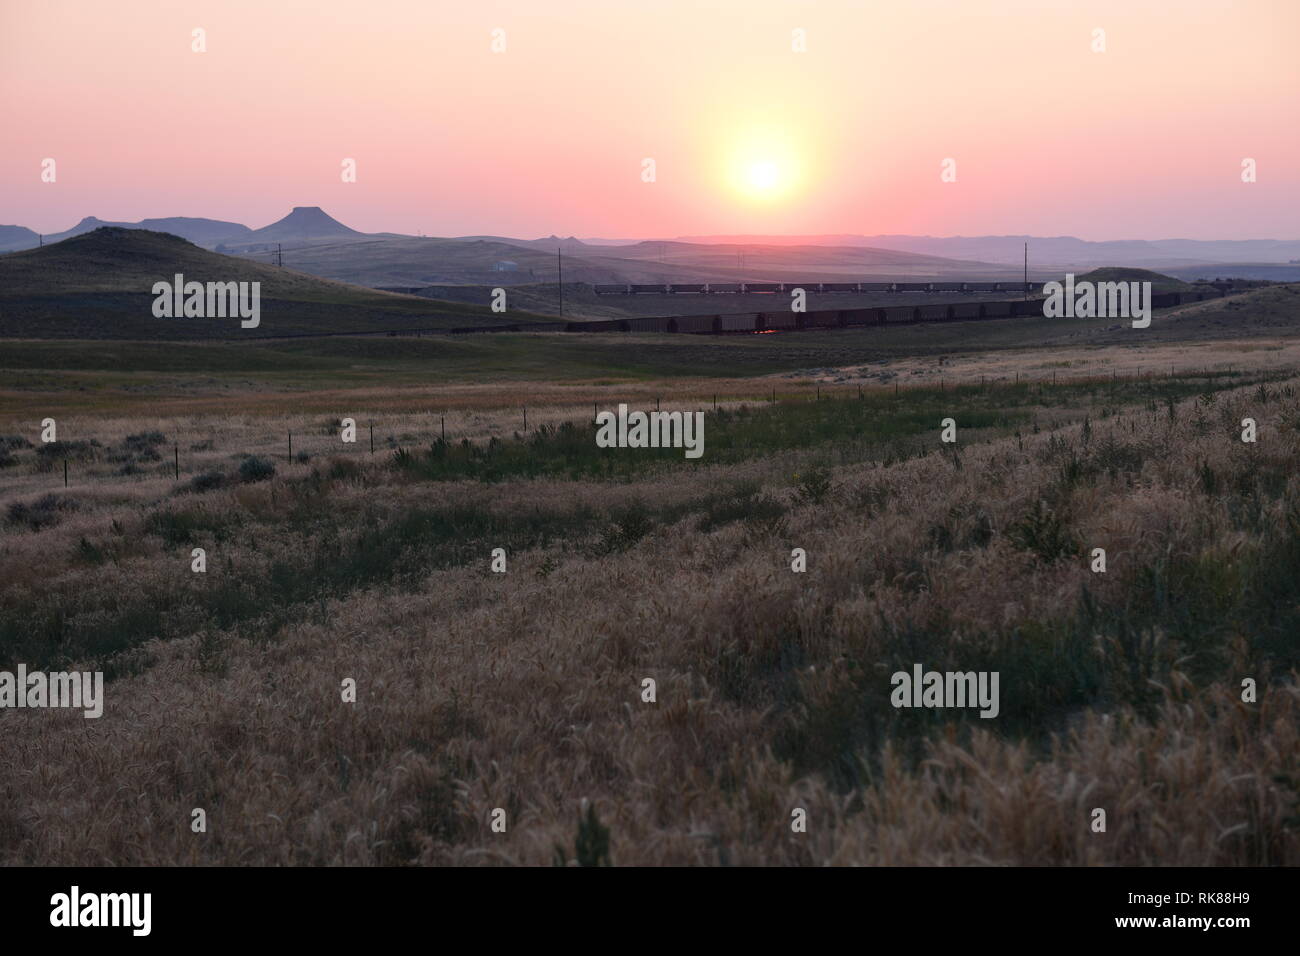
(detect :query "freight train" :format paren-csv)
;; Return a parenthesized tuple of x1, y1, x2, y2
(591, 280, 1035, 295)
(449, 287, 1231, 335)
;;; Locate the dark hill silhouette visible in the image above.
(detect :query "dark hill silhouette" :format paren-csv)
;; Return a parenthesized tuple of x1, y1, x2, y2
(1074, 267, 1189, 293)
(0, 228, 553, 340)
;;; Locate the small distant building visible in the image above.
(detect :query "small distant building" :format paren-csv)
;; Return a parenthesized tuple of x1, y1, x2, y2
(493, 260, 519, 272)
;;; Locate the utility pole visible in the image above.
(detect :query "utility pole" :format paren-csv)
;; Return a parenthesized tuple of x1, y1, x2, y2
(557, 246, 564, 318)
(277, 243, 283, 268)
(1023, 241, 1028, 301)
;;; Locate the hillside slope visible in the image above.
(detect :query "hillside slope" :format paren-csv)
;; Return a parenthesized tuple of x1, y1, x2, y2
(0, 228, 555, 340)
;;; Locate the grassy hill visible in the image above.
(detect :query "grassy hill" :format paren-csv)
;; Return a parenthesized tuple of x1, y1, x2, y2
(1074, 267, 1190, 293)
(0, 228, 557, 339)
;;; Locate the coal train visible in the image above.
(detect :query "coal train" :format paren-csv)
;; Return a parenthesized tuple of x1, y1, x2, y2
(592, 280, 1033, 295)
(449, 287, 1229, 335)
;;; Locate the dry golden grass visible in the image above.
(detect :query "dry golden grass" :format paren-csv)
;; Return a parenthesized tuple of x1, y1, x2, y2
(1, 359, 1297, 866)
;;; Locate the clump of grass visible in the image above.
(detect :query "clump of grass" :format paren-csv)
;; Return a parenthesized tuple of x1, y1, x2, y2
(7, 493, 80, 531)
(1008, 499, 1078, 563)
(119, 431, 167, 462)
(144, 507, 233, 547)
(75, 536, 108, 565)
(793, 467, 834, 505)
(599, 501, 653, 553)
(695, 482, 787, 533)
(852, 482, 893, 515)
(188, 469, 227, 493)
(34, 439, 99, 471)
(238, 455, 276, 483)
(1198, 461, 1218, 496)
(323, 458, 362, 482)
(553, 803, 611, 867)
(195, 630, 229, 678)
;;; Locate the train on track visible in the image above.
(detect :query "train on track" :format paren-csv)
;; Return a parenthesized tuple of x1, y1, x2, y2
(591, 280, 1034, 295)
(446, 287, 1231, 336)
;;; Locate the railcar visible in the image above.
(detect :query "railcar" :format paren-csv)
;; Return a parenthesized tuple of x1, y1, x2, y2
(881, 304, 916, 323)
(714, 313, 758, 333)
(667, 314, 718, 333)
(624, 316, 672, 332)
(800, 310, 840, 329)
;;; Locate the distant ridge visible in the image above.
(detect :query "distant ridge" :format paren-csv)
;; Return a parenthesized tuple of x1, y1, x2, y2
(0, 224, 40, 252)
(676, 233, 1300, 267)
(0, 215, 253, 251)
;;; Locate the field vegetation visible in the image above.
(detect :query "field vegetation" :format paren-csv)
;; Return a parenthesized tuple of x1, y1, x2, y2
(1, 324, 1297, 863)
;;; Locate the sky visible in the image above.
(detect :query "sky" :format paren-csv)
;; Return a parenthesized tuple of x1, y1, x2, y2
(2, 0, 1297, 240)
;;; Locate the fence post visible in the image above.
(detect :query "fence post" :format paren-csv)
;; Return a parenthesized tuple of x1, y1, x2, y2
(523, 406, 528, 431)
(63, 458, 68, 488)
(288, 430, 292, 462)
(174, 444, 179, 479)
(370, 424, 374, 454)
(441, 416, 445, 442)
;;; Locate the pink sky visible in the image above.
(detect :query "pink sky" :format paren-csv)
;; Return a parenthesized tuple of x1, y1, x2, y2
(2, 0, 1297, 240)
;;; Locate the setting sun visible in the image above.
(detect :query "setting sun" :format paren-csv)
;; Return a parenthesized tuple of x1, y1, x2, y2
(724, 134, 804, 204)
(745, 161, 781, 193)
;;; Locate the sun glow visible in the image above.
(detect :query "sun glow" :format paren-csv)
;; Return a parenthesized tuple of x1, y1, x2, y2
(745, 161, 781, 193)
(722, 125, 805, 203)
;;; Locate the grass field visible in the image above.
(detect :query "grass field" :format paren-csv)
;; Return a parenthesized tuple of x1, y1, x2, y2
(1, 284, 1298, 865)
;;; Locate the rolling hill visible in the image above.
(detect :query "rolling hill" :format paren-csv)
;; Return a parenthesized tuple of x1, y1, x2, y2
(0, 228, 556, 340)
(244, 206, 362, 243)
(247, 234, 1020, 289)
(1074, 267, 1191, 293)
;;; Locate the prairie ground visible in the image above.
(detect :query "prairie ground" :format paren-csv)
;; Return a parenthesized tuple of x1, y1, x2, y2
(1, 291, 1298, 865)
